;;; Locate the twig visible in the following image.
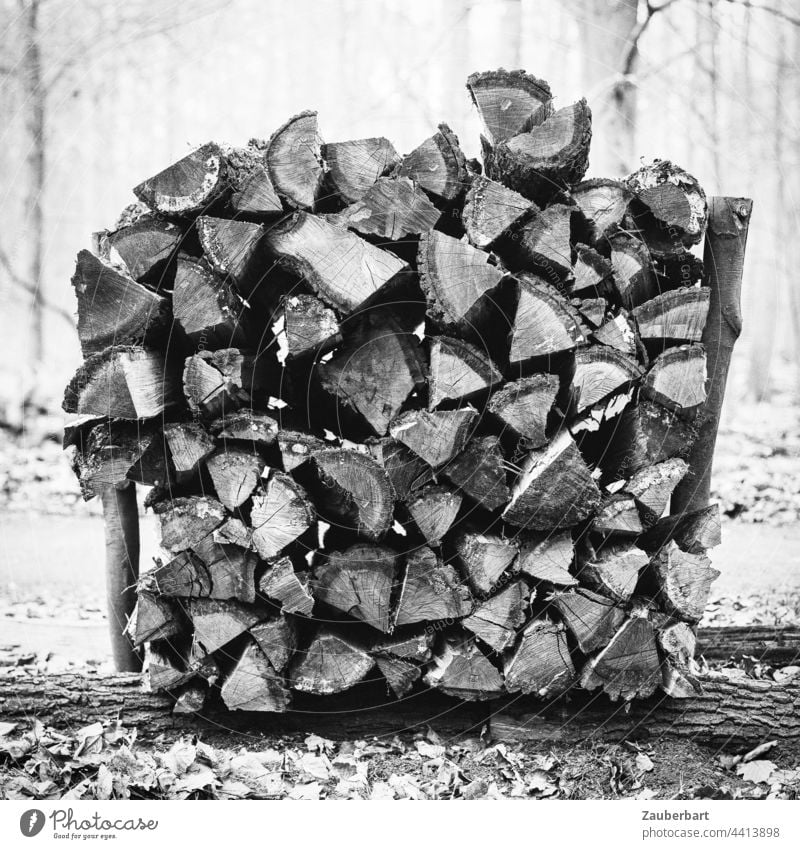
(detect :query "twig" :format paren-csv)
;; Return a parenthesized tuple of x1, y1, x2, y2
(0, 243, 74, 328)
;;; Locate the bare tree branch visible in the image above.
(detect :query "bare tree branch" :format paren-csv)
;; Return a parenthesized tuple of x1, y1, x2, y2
(623, 0, 683, 76)
(721, 0, 800, 28)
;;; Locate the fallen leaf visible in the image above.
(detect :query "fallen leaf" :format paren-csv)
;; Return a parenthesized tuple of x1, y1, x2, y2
(636, 753, 655, 773)
(737, 760, 776, 785)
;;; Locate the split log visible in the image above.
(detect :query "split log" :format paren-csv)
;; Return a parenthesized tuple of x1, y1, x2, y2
(551, 588, 626, 654)
(443, 435, 511, 512)
(128, 592, 182, 646)
(310, 449, 394, 540)
(183, 349, 266, 419)
(313, 544, 397, 632)
(576, 297, 606, 328)
(631, 287, 710, 345)
(205, 446, 262, 511)
(487, 374, 559, 447)
(428, 336, 501, 409)
(322, 136, 399, 204)
(197, 216, 265, 291)
(289, 629, 375, 695)
(508, 274, 583, 364)
(466, 69, 552, 145)
(396, 123, 469, 203)
(153, 495, 226, 553)
(592, 494, 643, 536)
(103, 218, 183, 285)
(374, 631, 434, 662)
(577, 542, 648, 602)
(258, 556, 314, 616)
(265, 110, 324, 210)
(221, 641, 290, 712)
(213, 517, 255, 550)
(366, 438, 433, 500)
(591, 313, 637, 355)
(453, 528, 518, 596)
(571, 243, 614, 297)
(517, 531, 576, 585)
(389, 406, 476, 468)
(250, 470, 316, 559)
(571, 178, 633, 245)
(211, 409, 278, 447)
(278, 431, 326, 473)
(463, 580, 529, 652)
(462, 175, 532, 249)
(264, 212, 408, 314)
(423, 636, 504, 700)
(375, 656, 421, 698)
(418, 229, 504, 329)
(624, 457, 688, 525)
(508, 203, 573, 281)
(580, 613, 662, 701)
(63, 347, 180, 419)
(394, 546, 474, 626)
(608, 232, 659, 309)
(503, 431, 601, 530)
(225, 143, 283, 217)
(405, 485, 462, 546)
(652, 541, 720, 622)
(163, 422, 215, 477)
(279, 294, 341, 360)
(642, 344, 707, 415)
(504, 620, 575, 696)
(638, 503, 721, 555)
(134, 142, 228, 216)
(187, 598, 264, 656)
(327, 176, 440, 239)
(71, 250, 170, 355)
(172, 256, 248, 347)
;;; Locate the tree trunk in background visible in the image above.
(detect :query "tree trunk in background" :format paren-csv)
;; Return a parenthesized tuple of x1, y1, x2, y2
(20, 0, 45, 370)
(573, 0, 639, 177)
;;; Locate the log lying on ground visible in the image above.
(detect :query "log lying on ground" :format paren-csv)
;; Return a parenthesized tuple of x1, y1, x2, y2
(63, 67, 726, 716)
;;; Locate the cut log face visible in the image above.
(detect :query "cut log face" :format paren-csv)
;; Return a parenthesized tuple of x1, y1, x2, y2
(592, 314, 636, 355)
(462, 175, 532, 249)
(639, 504, 722, 555)
(374, 630, 434, 662)
(551, 588, 627, 654)
(572, 244, 614, 297)
(259, 556, 314, 616)
(221, 641, 290, 712)
(571, 179, 633, 245)
(280, 294, 341, 360)
(580, 614, 662, 701)
(318, 318, 425, 436)
(578, 543, 648, 602)
(289, 629, 375, 695)
(453, 529, 518, 596)
(389, 407, 477, 468)
(328, 177, 440, 239)
(625, 457, 688, 524)
(153, 495, 226, 553)
(592, 493, 644, 536)
(211, 410, 279, 448)
(250, 470, 316, 559)
(418, 230, 504, 327)
(188, 598, 263, 655)
(396, 123, 469, 202)
(509, 274, 583, 364)
(313, 543, 398, 632)
(503, 431, 601, 530)
(226, 144, 283, 216)
(197, 216, 264, 289)
(577, 297, 607, 329)
(278, 430, 326, 473)
(310, 449, 394, 541)
(266, 110, 324, 210)
(71, 250, 170, 356)
(394, 546, 474, 626)
(517, 531, 576, 585)
(63, 347, 180, 419)
(375, 655, 421, 698)
(172, 256, 247, 347)
(486, 100, 592, 200)
(406, 485, 462, 546)
(128, 591, 181, 646)
(183, 349, 263, 420)
(466, 69, 552, 144)
(104, 218, 183, 285)
(142, 551, 211, 599)
(214, 517, 256, 550)
(642, 344, 707, 414)
(191, 536, 258, 603)
(428, 336, 501, 409)
(163, 422, 215, 477)
(367, 438, 433, 501)
(504, 620, 575, 696)
(265, 212, 408, 314)
(206, 446, 262, 511)
(463, 580, 530, 652)
(653, 541, 720, 622)
(443, 435, 511, 512)
(424, 636, 504, 700)
(609, 233, 659, 309)
(134, 142, 227, 216)
(570, 347, 643, 415)
(249, 615, 298, 672)
(322, 137, 400, 204)
(632, 287, 710, 345)
(510, 203, 574, 281)
(487, 374, 559, 446)
(626, 159, 707, 251)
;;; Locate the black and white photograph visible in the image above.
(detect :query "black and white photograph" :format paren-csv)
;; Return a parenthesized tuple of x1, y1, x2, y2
(0, 0, 799, 832)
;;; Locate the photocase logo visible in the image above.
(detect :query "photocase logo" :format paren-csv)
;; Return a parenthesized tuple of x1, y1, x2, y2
(19, 809, 45, 838)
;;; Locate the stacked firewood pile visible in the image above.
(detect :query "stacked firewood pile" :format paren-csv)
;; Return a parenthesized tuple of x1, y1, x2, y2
(64, 69, 721, 714)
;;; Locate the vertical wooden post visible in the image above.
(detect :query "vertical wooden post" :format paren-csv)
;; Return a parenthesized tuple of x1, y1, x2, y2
(671, 196, 753, 515)
(101, 480, 142, 672)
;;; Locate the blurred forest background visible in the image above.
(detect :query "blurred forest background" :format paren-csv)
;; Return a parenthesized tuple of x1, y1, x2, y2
(0, 0, 797, 422)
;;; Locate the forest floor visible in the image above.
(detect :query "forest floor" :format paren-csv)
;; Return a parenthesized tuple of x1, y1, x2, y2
(0, 390, 798, 799)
